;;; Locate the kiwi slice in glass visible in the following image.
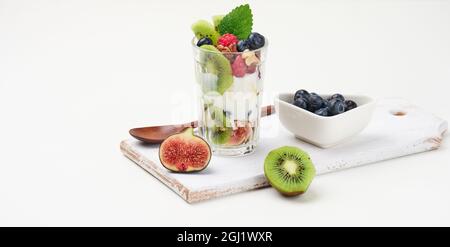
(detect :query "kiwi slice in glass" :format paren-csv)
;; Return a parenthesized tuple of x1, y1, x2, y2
(208, 106, 232, 145)
(210, 127, 232, 145)
(264, 146, 316, 196)
(199, 45, 233, 94)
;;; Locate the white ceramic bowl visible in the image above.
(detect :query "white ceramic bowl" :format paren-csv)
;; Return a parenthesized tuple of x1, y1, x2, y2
(275, 93, 376, 148)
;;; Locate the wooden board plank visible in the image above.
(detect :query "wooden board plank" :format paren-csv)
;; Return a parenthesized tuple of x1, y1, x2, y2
(120, 99, 447, 203)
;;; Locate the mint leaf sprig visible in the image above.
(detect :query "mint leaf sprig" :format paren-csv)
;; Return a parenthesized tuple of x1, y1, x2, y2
(218, 4, 253, 40)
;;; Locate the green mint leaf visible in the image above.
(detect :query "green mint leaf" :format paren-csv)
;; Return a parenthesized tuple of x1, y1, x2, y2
(218, 4, 253, 40)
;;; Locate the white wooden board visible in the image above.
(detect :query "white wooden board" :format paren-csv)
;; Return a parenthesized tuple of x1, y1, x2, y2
(120, 99, 447, 203)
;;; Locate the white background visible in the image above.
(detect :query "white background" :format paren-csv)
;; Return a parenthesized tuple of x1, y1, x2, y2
(1, 0, 449, 226)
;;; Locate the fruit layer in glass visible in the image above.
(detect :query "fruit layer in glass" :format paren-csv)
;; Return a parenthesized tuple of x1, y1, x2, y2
(192, 42, 267, 156)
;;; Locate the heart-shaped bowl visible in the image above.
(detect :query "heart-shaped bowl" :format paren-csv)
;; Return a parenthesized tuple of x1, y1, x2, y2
(275, 93, 376, 148)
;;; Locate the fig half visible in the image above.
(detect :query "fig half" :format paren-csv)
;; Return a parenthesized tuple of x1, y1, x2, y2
(159, 127, 211, 173)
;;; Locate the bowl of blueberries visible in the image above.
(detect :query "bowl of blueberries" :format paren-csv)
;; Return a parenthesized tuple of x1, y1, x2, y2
(275, 89, 375, 148)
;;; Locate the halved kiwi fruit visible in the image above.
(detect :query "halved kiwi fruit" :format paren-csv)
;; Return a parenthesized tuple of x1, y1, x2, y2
(191, 20, 220, 45)
(199, 45, 233, 94)
(264, 146, 316, 196)
(212, 15, 224, 32)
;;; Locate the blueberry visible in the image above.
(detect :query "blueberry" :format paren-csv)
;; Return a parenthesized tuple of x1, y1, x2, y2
(315, 107, 329, 117)
(294, 89, 310, 101)
(328, 93, 345, 102)
(247, 32, 265, 50)
(293, 98, 308, 110)
(308, 93, 324, 112)
(345, 100, 357, 111)
(237, 40, 250, 52)
(321, 99, 330, 108)
(329, 99, 346, 115)
(197, 37, 212, 47)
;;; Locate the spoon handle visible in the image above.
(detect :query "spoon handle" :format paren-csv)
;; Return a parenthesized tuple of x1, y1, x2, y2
(181, 121, 198, 128)
(261, 105, 275, 117)
(180, 105, 275, 129)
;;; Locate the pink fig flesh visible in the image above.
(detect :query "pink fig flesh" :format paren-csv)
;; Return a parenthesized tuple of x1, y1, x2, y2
(159, 128, 211, 172)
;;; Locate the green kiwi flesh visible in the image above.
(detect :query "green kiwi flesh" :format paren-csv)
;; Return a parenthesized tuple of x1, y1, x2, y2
(211, 127, 232, 145)
(199, 45, 233, 94)
(212, 15, 224, 32)
(191, 20, 220, 45)
(264, 146, 316, 196)
(208, 106, 232, 145)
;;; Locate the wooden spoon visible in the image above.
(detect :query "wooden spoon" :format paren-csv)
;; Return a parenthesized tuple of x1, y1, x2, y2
(129, 105, 275, 144)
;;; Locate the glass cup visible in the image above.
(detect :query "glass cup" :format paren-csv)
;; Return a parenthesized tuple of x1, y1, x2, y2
(192, 40, 268, 156)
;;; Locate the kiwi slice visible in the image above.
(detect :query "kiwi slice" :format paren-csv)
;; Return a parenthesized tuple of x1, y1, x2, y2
(199, 45, 233, 94)
(212, 15, 224, 32)
(191, 20, 220, 45)
(209, 106, 229, 128)
(211, 127, 232, 145)
(207, 106, 232, 145)
(264, 146, 316, 196)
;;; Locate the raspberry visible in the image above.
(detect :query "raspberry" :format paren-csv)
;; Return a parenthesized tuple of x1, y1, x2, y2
(232, 55, 246, 78)
(218, 33, 238, 47)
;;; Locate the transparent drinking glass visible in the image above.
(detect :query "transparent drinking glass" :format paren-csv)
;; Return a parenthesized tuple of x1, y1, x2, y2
(192, 39, 268, 156)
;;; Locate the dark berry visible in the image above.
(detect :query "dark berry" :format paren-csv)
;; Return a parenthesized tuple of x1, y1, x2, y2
(329, 99, 346, 115)
(345, 100, 358, 111)
(309, 93, 324, 112)
(293, 98, 308, 110)
(315, 107, 329, 117)
(197, 37, 213, 47)
(294, 89, 310, 101)
(237, 40, 250, 52)
(247, 32, 265, 50)
(328, 93, 345, 102)
(321, 99, 330, 108)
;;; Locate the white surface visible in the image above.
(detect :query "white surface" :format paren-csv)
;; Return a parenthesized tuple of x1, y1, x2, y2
(0, 0, 449, 226)
(122, 99, 446, 202)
